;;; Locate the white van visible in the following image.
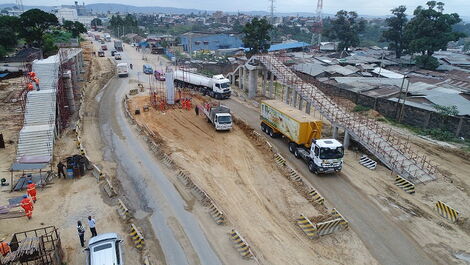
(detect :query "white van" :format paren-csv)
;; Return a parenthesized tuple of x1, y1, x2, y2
(86, 233, 123, 265)
(117, 63, 128, 77)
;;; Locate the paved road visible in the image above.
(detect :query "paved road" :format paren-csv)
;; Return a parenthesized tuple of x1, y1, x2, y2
(93, 38, 222, 265)
(224, 99, 436, 265)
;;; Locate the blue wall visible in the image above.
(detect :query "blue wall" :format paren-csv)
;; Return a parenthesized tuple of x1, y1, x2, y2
(180, 33, 243, 52)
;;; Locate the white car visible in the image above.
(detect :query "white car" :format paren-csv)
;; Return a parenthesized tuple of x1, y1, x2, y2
(86, 233, 123, 265)
(114, 53, 122, 60)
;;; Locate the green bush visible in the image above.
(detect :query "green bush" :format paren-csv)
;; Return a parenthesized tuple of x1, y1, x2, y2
(422, 128, 456, 142)
(353, 105, 371, 112)
(415, 55, 440, 70)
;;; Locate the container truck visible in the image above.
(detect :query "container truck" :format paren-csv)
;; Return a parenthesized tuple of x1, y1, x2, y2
(260, 100, 344, 174)
(173, 70, 231, 99)
(198, 102, 232, 131)
(114, 40, 123, 51)
(116, 63, 128, 77)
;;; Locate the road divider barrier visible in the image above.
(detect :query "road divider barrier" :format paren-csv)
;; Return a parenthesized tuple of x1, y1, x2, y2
(230, 229, 253, 259)
(274, 153, 286, 166)
(296, 214, 317, 239)
(306, 189, 325, 205)
(160, 153, 175, 168)
(316, 218, 345, 236)
(434, 201, 459, 223)
(129, 224, 145, 249)
(394, 175, 415, 194)
(92, 164, 103, 181)
(297, 209, 349, 239)
(117, 198, 132, 221)
(359, 155, 377, 170)
(286, 167, 302, 182)
(176, 170, 226, 225)
(102, 177, 117, 197)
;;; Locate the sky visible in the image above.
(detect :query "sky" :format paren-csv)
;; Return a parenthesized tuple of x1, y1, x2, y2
(3, 0, 470, 17)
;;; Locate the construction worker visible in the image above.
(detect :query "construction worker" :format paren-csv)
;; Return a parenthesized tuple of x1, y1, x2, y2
(57, 161, 66, 178)
(195, 105, 199, 116)
(20, 195, 33, 219)
(129, 63, 133, 70)
(26, 180, 37, 202)
(0, 240, 10, 256)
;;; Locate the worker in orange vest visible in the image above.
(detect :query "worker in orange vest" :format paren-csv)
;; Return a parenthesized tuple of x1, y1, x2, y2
(20, 194, 33, 219)
(26, 180, 37, 202)
(0, 241, 10, 256)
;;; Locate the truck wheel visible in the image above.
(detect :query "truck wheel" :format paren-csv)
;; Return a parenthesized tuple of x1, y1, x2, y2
(260, 123, 266, 133)
(269, 128, 276, 138)
(288, 142, 296, 153)
(308, 160, 317, 174)
(294, 149, 300, 159)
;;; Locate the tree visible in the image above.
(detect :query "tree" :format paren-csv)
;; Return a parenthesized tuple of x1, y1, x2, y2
(19, 9, 58, 46)
(405, 1, 465, 69)
(242, 17, 272, 56)
(323, 10, 366, 51)
(382, 6, 408, 58)
(0, 16, 20, 50)
(90, 18, 102, 28)
(63, 20, 86, 38)
(434, 104, 459, 116)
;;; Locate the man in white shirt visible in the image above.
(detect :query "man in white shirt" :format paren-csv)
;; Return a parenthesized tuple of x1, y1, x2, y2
(87, 216, 97, 237)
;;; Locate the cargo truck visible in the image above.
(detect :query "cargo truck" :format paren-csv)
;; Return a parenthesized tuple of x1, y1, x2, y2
(173, 70, 231, 99)
(198, 102, 232, 131)
(114, 40, 123, 51)
(260, 100, 344, 174)
(116, 63, 128, 77)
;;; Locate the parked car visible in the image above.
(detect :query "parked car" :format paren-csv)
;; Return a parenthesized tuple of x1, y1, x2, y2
(143, 64, 153, 75)
(85, 233, 123, 265)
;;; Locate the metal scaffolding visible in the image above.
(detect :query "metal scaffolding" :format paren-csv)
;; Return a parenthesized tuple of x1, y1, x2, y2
(253, 55, 440, 183)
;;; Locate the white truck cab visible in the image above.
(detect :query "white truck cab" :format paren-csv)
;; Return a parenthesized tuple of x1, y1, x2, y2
(211, 74, 231, 97)
(214, 113, 232, 130)
(86, 233, 123, 265)
(308, 139, 344, 173)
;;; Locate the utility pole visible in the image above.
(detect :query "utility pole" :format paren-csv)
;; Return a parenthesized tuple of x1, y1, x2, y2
(269, 0, 275, 25)
(311, 0, 323, 46)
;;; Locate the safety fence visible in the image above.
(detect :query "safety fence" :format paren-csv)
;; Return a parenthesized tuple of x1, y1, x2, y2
(434, 201, 460, 223)
(297, 208, 349, 239)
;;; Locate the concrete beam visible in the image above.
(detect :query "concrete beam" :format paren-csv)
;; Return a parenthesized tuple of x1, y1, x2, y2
(333, 126, 339, 139)
(262, 70, 268, 97)
(269, 72, 274, 98)
(305, 102, 311, 114)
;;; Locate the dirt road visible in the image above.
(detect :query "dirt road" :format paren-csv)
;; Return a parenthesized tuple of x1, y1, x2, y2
(222, 98, 437, 265)
(91, 40, 225, 265)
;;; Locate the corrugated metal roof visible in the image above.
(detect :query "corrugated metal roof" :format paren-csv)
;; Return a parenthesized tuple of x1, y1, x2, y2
(268, 41, 310, 52)
(293, 63, 326, 77)
(372, 67, 404, 79)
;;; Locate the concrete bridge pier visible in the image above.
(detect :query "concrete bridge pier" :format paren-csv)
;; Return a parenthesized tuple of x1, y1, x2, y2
(343, 131, 350, 149)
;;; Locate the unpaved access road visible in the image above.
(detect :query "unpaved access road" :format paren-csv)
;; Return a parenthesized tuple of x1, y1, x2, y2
(223, 98, 437, 265)
(92, 40, 223, 265)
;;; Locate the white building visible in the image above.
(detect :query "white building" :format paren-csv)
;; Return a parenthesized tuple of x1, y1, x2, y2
(53, 7, 95, 26)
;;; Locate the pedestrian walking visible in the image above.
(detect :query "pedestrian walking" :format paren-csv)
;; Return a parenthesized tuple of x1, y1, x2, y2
(77, 221, 86, 247)
(57, 161, 66, 178)
(88, 216, 97, 237)
(26, 180, 37, 202)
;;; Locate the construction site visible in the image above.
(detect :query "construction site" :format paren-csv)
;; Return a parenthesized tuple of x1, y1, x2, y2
(1, 21, 470, 265)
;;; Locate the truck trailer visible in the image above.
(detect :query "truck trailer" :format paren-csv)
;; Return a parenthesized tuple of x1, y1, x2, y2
(260, 100, 344, 174)
(198, 103, 232, 131)
(173, 70, 231, 100)
(114, 40, 123, 51)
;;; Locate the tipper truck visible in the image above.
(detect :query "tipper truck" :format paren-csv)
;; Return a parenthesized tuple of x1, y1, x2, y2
(198, 102, 232, 131)
(114, 40, 123, 51)
(173, 70, 231, 99)
(260, 100, 344, 174)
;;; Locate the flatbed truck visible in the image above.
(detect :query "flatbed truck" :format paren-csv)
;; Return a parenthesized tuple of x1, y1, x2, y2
(198, 103, 232, 131)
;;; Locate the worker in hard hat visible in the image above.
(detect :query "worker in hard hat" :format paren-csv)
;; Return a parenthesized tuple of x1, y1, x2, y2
(26, 180, 37, 202)
(0, 240, 10, 256)
(20, 195, 33, 219)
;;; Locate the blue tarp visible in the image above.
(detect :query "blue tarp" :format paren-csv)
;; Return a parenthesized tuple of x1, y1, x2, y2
(139, 41, 149, 48)
(0, 73, 9, 78)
